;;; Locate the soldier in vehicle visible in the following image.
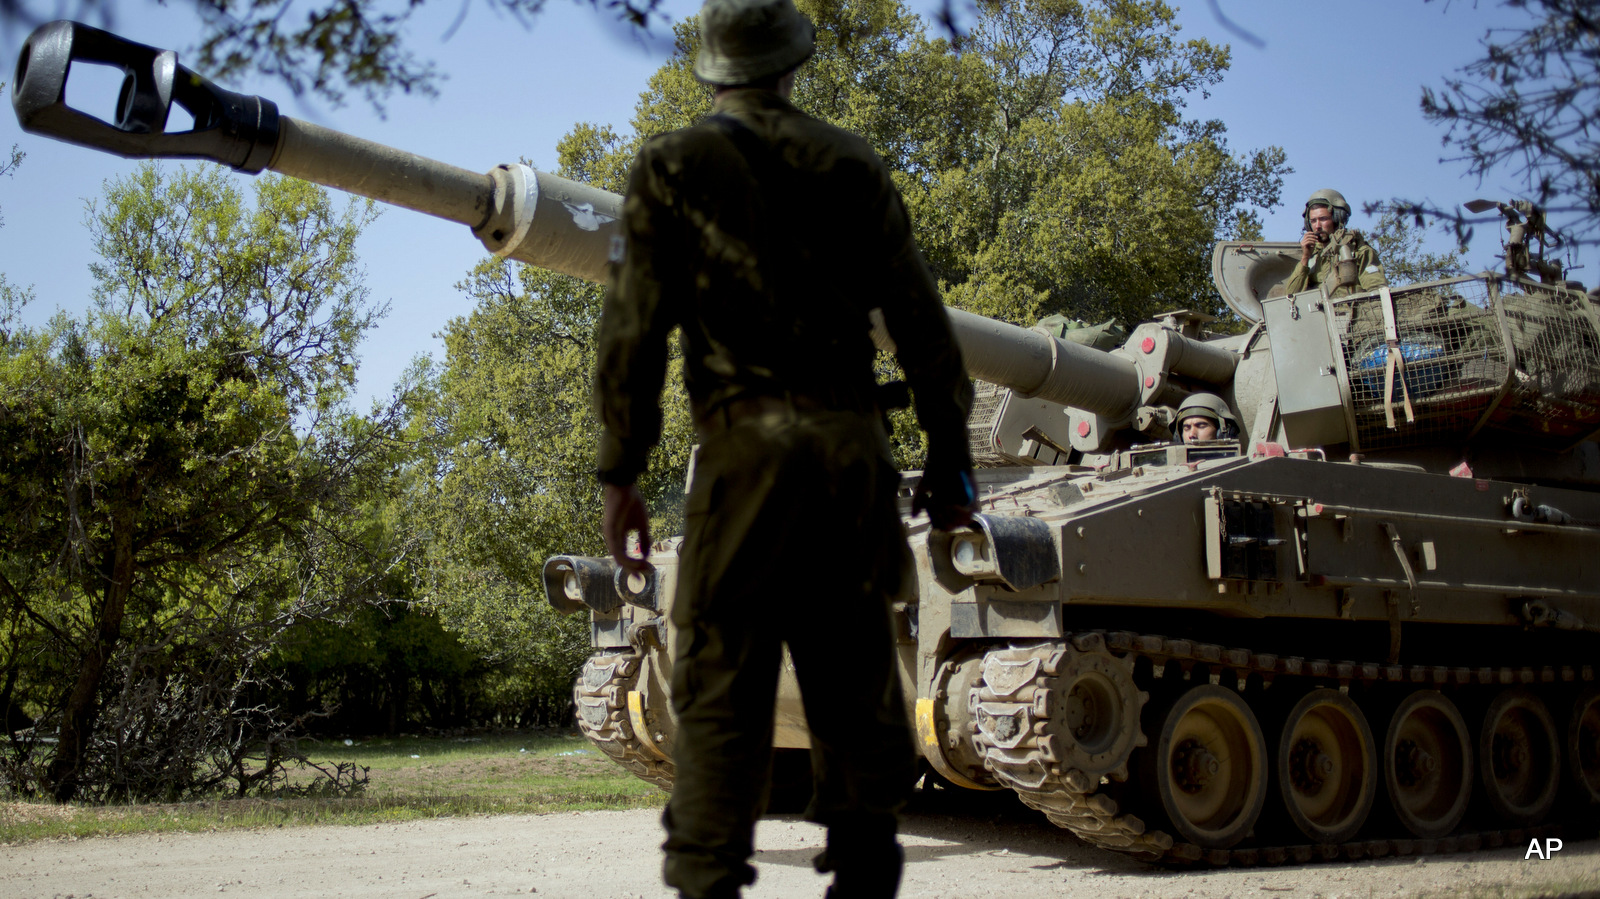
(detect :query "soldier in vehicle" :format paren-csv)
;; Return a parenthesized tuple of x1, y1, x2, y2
(594, 1, 976, 897)
(1284, 188, 1388, 298)
(1176, 393, 1239, 444)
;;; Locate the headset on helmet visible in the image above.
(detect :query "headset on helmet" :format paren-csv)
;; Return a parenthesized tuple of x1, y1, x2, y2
(1302, 188, 1351, 231)
(1175, 393, 1239, 442)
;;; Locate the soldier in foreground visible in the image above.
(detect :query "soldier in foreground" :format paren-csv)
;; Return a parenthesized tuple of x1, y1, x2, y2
(593, 1, 976, 896)
(1284, 188, 1388, 298)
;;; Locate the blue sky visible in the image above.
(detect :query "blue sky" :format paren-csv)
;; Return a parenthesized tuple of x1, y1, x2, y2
(0, 0, 1541, 409)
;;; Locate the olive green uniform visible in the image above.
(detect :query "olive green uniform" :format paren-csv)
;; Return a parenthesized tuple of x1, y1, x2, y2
(1283, 229, 1388, 298)
(594, 89, 972, 898)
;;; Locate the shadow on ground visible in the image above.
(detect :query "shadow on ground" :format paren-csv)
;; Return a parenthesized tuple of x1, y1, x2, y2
(750, 780, 1157, 875)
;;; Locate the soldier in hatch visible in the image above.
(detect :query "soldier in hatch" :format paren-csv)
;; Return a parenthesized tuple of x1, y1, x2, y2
(1284, 188, 1388, 298)
(1176, 393, 1239, 444)
(594, 1, 976, 897)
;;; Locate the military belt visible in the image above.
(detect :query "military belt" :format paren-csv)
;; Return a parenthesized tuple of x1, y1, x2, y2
(698, 391, 872, 438)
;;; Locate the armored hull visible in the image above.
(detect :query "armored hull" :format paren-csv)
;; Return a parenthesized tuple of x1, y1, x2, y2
(558, 452, 1600, 864)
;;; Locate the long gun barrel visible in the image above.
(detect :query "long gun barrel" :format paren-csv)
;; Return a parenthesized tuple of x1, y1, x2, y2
(11, 20, 1227, 424)
(11, 20, 620, 283)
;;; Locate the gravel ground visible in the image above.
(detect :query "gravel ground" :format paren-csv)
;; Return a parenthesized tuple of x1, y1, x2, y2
(4, 802, 1598, 899)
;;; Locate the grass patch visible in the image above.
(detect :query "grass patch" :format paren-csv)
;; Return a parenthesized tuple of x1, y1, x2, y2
(0, 731, 665, 844)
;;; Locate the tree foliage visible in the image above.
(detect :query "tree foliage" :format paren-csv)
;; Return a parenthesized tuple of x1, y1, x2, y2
(403, 36, 701, 691)
(404, 257, 695, 697)
(588, 0, 1286, 326)
(1367, 209, 1471, 286)
(1383, 0, 1600, 251)
(0, 164, 405, 801)
(913, 0, 1286, 325)
(264, 504, 574, 733)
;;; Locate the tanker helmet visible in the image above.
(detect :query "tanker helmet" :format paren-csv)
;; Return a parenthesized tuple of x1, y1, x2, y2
(694, 0, 816, 86)
(1303, 188, 1351, 230)
(1176, 393, 1239, 441)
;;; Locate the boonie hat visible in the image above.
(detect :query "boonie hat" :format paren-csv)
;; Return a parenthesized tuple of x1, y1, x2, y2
(694, 0, 816, 86)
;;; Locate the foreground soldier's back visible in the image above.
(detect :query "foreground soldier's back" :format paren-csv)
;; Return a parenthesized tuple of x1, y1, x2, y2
(593, 2, 976, 897)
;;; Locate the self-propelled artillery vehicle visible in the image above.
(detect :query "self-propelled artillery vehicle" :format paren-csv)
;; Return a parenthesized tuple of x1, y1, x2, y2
(15, 20, 1599, 867)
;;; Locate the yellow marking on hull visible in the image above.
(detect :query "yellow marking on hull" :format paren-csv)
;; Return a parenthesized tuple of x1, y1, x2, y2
(627, 690, 672, 762)
(915, 697, 998, 790)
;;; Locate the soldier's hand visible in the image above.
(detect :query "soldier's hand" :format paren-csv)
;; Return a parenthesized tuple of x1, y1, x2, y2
(603, 483, 654, 572)
(913, 467, 977, 531)
(1299, 231, 1320, 262)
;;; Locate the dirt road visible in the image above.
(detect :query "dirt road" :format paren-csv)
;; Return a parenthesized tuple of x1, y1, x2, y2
(4, 801, 1596, 899)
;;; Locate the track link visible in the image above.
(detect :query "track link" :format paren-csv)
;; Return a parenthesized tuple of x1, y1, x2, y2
(967, 630, 1593, 867)
(573, 651, 675, 790)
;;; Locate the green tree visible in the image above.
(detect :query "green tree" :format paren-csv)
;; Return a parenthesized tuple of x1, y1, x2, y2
(404, 260, 694, 698)
(408, 73, 694, 691)
(580, 0, 1287, 325)
(904, 0, 1286, 324)
(262, 497, 549, 734)
(403, 24, 708, 683)
(1367, 209, 1471, 286)
(0, 163, 399, 801)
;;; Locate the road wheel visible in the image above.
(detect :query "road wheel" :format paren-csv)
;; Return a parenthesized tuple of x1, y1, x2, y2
(1383, 690, 1471, 838)
(1276, 688, 1378, 844)
(1476, 688, 1560, 826)
(1149, 684, 1268, 849)
(1569, 687, 1600, 806)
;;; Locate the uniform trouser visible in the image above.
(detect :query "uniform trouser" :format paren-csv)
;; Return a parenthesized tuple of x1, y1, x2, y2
(662, 407, 918, 899)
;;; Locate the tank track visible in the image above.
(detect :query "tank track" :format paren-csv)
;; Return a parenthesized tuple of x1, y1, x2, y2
(573, 651, 675, 790)
(968, 630, 1592, 867)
